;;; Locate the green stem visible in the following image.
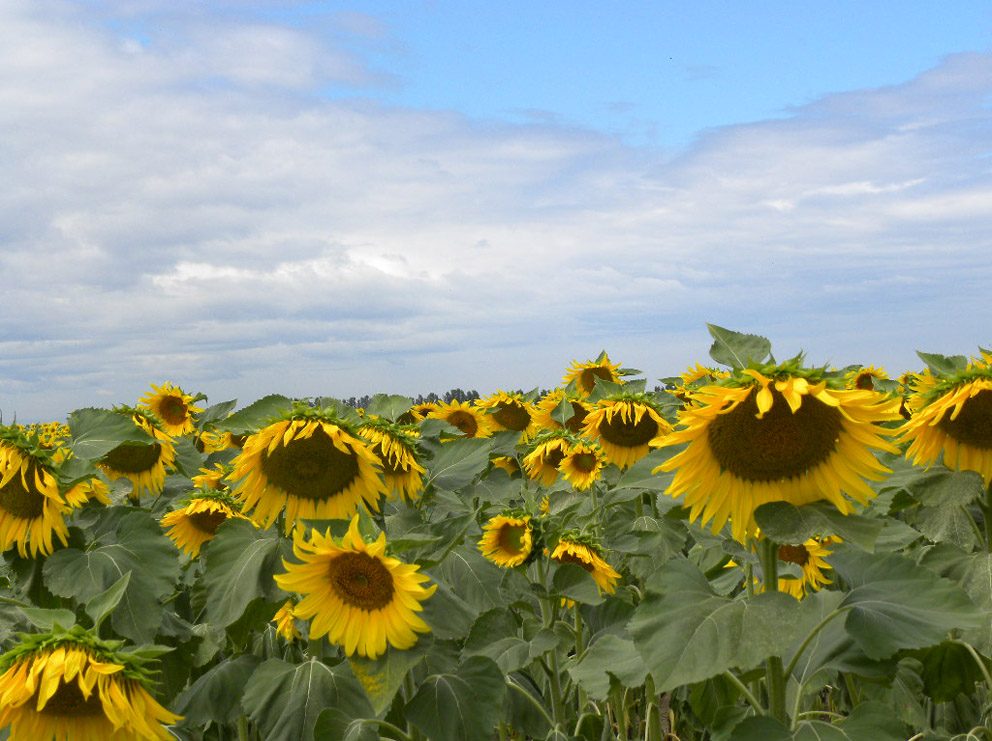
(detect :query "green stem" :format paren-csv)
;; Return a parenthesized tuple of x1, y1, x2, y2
(644, 675, 662, 741)
(404, 671, 424, 741)
(538, 563, 566, 733)
(574, 608, 588, 714)
(721, 671, 764, 714)
(782, 607, 851, 680)
(758, 538, 787, 725)
(953, 640, 992, 687)
(985, 482, 992, 553)
(361, 718, 415, 741)
(635, 491, 644, 520)
(507, 678, 556, 730)
(236, 716, 250, 741)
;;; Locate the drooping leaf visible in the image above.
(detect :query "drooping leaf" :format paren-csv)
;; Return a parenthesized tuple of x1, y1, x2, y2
(174, 655, 263, 726)
(404, 656, 506, 741)
(551, 562, 605, 606)
(434, 545, 503, 611)
(84, 571, 131, 630)
(18, 607, 76, 632)
(753, 501, 882, 552)
(707, 324, 771, 369)
(568, 635, 650, 700)
(66, 408, 154, 460)
(911, 641, 990, 702)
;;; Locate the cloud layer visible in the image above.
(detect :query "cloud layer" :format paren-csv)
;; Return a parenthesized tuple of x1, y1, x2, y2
(2, 1, 990, 421)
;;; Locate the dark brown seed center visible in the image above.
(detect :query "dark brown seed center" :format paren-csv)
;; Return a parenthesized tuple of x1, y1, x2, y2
(597, 407, 659, 448)
(0, 466, 45, 519)
(444, 410, 479, 437)
(491, 401, 532, 431)
(579, 367, 613, 394)
(555, 551, 595, 573)
(938, 389, 992, 449)
(101, 443, 163, 474)
(160, 397, 188, 425)
(187, 510, 229, 534)
(38, 679, 105, 717)
(327, 552, 395, 610)
(260, 428, 360, 500)
(778, 544, 810, 566)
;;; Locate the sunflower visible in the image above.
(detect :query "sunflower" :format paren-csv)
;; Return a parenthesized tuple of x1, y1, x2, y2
(161, 493, 250, 558)
(775, 537, 835, 599)
(359, 418, 426, 502)
(562, 352, 625, 398)
(230, 409, 388, 534)
(190, 463, 232, 492)
(845, 365, 889, 391)
(490, 455, 522, 477)
(138, 381, 203, 438)
(427, 400, 493, 439)
(271, 600, 302, 642)
(478, 514, 534, 568)
(558, 440, 606, 491)
(522, 433, 572, 486)
(274, 515, 437, 659)
(897, 361, 992, 484)
(656, 366, 903, 542)
(0, 628, 181, 740)
(0, 430, 74, 558)
(397, 402, 439, 425)
(96, 411, 176, 501)
(475, 391, 540, 440)
(582, 396, 673, 469)
(64, 476, 111, 508)
(532, 389, 590, 434)
(550, 535, 620, 596)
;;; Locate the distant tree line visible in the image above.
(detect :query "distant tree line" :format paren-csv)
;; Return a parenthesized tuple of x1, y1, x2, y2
(339, 388, 482, 409)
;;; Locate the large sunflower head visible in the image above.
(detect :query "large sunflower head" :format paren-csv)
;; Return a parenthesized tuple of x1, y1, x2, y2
(427, 400, 494, 440)
(558, 440, 606, 491)
(161, 492, 251, 558)
(533, 389, 591, 434)
(0, 626, 181, 740)
(138, 381, 203, 438)
(96, 409, 176, 501)
(0, 427, 73, 558)
(274, 515, 437, 659)
(230, 405, 388, 534)
(581, 395, 673, 469)
(550, 532, 620, 596)
(474, 391, 540, 441)
(897, 353, 992, 483)
(522, 432, 573, 487)
(359, 417, 426, 502)
(562, 352, 624, 398)
(656, 363, 903, 542)
(478, 513, 535, 568)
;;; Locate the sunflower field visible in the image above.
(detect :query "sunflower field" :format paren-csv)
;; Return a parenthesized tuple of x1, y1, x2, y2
(4, 325, 992, 741)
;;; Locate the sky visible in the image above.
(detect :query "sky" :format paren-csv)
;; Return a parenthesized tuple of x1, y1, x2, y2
(2, 0, 991, 423)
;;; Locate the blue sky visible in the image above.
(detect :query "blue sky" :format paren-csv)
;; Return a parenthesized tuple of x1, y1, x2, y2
(2, 0, 991, 422)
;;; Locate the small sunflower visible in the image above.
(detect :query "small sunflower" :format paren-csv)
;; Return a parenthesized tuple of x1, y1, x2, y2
(562, 352, 624, 398)
(161, 493, 250, 558)
(551, 534, 620, 596)
(558, 440, 606, 491)
(775, 537, 835, 599)
(427, 400, 493, 439)
(359, 418, 426, 502)
(582, 396, 673, 469)
(522, 433, 572, 486)
(490, 455, 522, 477)
(231, 408, 388, 534)
(897, 359, 992, 483)
(64, 476, 111, 508)
(533, 389, 590, 434)
(478, 514, 534, 568)
(190, 463, 232, 492)
(271, 600, 302, 642)
(274, 515, 437, 659)
(0, 429, 74, 558)
(0, 628, 181, 740)
(96, 410, 176, 501)
(845, 365, 889, 391)
(475, 391, 540, 440)
(138, 381, 203, 437)
(656, 365, 903, 542)
(398, 402, 439, 425)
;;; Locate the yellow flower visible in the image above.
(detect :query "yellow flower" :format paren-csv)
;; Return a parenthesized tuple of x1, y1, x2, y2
(656, 368, 902, 542)
(550, 537, 620, 596)
(190, 463, 231, 492)
(582, 398, 673, 469)
(64, 477, 111, 508)
(161, 495, 250, 558)
(775, 538, 836, 599)
(490, 456, 522, 477)
(274, 515, 437, 659)
(562, 353, 624, 398)
(96, 412, 176, 500)
(359, 420, 426, 502)
(532, 389, 590, 434)
(397, 402, 439, 425)
(558, 440, 606, 491)
(845, 365, 889, 391)
(478, 515, 533, 568)
(0, 437, 73, 557)
(271, 601, 301, 642)
(0, 639, 181, 740)
(474, 391, 539, 440)
(138, 381, 203, 437)
(427, 400, 493, 439)
(231, 415, 387, 534)
(522, 435, 572, 487)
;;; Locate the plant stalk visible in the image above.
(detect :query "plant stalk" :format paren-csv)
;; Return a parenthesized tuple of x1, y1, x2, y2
(758, 537, 788, 725)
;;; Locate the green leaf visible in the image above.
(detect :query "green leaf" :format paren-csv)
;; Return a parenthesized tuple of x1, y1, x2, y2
(832, 547, 984, 659)
(242, 658, 374, 741)
(365, 394, 414, 421)
(912, 641, 989, 702)
(568, 635, 649, 700)
(174, 655, 263, 726)
(793, 701, 905, 741)
(200, 518, 288, 627)
(753, 501, 883, 551)
(956, 553, 992, 654)
(552, 563, 605, 606)
(404, 656, 506, 741)
(18, 607, 76, 631)
(348, 639, 431, 716)
(727, 716, 792, 741)
(66, 408, 154, 460)
(707, 324, 771, 369)
(916, 351, 968, 377)
(419, 580, 477, 640)
(434, 546, 503, 612)
(425, 437, 495, 491)
(195, 398, 238, 431)
(170, 435, 206, 479)
(465, 637, 531, 674)
(215, 394, 294, 434)
(84, 571, 131, 630)
(313, 709, 379, 741)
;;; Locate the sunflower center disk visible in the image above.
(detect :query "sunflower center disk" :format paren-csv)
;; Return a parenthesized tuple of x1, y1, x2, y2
(161, 397, 188, 425)
(572, 453, 598, 473)
(556, 551, 595, 573)
(497, 525, 527, 555)
(101, 443, 163, 474)
(777, 544, 811, 566)
(260, 428, 360, 500)
(543, 449, 566, 470)
(38, 679, 105, 717)
(706, 387, 842, 482)
(565, 403, 588, 434)
(939, 389, 992, 449)
(599, 411, 658, 448)
(444, 411, 479, 437)
(328, 552, 395, 610)
(186, 510, 229, 534)
(492, 402, 531, 431)
(0, 468, 45, 519)
(579, 367, 613, 394)
(374, 445, 407, 476)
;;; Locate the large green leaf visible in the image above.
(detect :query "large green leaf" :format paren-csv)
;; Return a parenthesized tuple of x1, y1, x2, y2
(365, 394, 414, 421)
(434, 545, 503, 611)
(568, 635, 649, 700)
(916, 351, 968, 377)
(832, 548, 984, 659)
(793, 701, 905, 741)
(404, 656, 506, 741)
(707, 324, 771, 369)
(173, 655, 263, 726)
(43, 511, 179, 643)
(424, 437, 496, 491)
(200, 518, 288, 626)
(313, 709, 379, 741)
(242, 658, 374, 741)
(348, 639, 431, 716)
(551, 562, 605, 606)
(214, 394, 294, 434)
(753, 501, 883, 552)
(956, 553, 992, 654)
(66, 408, 155, 460)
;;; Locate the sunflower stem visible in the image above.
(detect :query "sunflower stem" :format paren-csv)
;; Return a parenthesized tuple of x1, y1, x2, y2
(538, 560, 567, 733)
(574, 608, 589, 714)
(984, 481, 992, 553)
(758, 538, 788, 725)
(644, 674, 663, 741)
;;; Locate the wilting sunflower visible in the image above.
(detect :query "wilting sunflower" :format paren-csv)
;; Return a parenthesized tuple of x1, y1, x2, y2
(478, 514, 534, 568)
(562, 352, 624, 398)
(558, 440, 606, 491)
(0, 627, 181, 740)
(656, 365, 903, 542)
(271, 600, 302, 642)
(97, 410, 176, 501)
(551, 534, 621, 597)
(475, 391, 540, 441)
(359, 418, 426, 502)
(138, 381, 203, 438)
(775, 537, 835, 599)
(161, 493, 250, 558)
(582, 396, 673, 469)
(427, 400, 493, 439)
(0, 429, 74, 558)
(274, 515, 437, 659)
(231, 408, 388, 534)
(522, 433, 573, 486)
(533, 389, 590, 434)
(897, 360, 992, 483)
